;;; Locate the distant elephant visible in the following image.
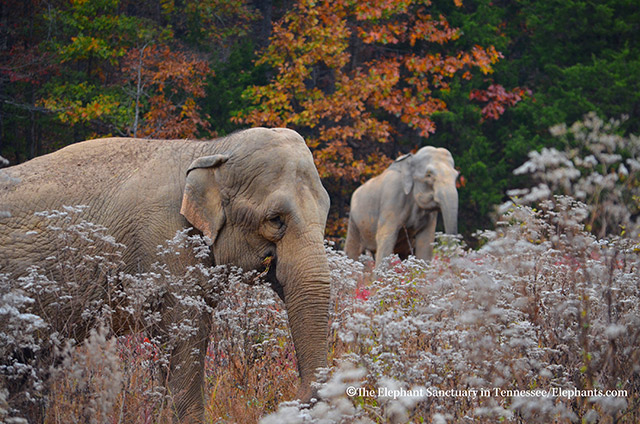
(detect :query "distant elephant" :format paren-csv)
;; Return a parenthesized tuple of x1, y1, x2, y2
(345, 146, 458, 266)
(0, 128, 331, 421)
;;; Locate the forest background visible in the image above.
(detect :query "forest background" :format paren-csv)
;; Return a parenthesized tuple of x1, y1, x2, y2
(1, 0, 638, 242)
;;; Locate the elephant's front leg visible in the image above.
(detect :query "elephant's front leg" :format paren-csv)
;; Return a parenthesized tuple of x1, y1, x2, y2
(414, 211, 438, 261)
(374, 220, 402, 267)
(164, 307, 213, 423)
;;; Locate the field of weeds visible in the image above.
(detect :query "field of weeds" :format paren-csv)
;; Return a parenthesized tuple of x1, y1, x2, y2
(2, 197, 638, 423)
(216, 198, 640, 424)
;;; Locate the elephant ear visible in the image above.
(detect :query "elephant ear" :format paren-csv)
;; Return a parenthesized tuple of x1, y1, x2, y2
(397, 154, 414, 195)
(180, 154, 229, 246)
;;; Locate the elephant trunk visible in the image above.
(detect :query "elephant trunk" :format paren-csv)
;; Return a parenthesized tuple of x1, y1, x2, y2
(277, 229, 331, 401)
(436, 183, 459, 235)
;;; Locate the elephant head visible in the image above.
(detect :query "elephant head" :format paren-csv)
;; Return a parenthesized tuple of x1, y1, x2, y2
(400, 146, 459, 234)
(179, 128, 331, 400)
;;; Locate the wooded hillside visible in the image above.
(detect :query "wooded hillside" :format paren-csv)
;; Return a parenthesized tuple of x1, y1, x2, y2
(1, 0, 638, 240)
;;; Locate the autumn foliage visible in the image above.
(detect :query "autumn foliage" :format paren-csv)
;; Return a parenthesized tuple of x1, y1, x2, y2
(236, 0, 502, 184)
(122, 44, 212, 139)
(470, 84, 530, 121)
(3, 0, 637, 238)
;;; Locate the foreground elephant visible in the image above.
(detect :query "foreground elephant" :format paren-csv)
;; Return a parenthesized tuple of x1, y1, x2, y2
(0, 128, 331, 421)
(345, 146, 458, 266)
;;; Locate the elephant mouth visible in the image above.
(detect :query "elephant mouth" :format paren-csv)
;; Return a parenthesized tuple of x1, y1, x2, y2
(415, 192, 438, 210)
(259, 255, 285, 302)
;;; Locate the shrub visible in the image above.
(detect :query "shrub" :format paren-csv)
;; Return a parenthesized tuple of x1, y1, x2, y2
(1, 195, 639, 423)
(261, 199, 639, 423)
(508, 112, 640, 238)
(0, 208, 235, 422)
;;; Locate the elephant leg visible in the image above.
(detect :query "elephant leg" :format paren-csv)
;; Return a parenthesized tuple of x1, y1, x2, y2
(374, 223, 401, 266)
(160, 303, 213, 423)
(414, 211, 438, 261)
(345, 217, 363, 260)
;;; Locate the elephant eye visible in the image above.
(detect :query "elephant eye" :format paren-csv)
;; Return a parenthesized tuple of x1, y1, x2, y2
(263, 214, 286, 241)
(268, 215, 285, 229)
(422, 170, 435, 182)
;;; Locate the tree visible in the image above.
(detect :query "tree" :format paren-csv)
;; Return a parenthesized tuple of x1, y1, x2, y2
(426, 0, 639, 237)
(236, 0, 502, 238)
(176, 0, 260, 53)
(122, 43, 212, 139)
(36, 0, 144, 140)
(204, 40, 269, 136)
(1, 0, 264, 162)
(36, 0, 215, 140)
(0, 0, 59, 161)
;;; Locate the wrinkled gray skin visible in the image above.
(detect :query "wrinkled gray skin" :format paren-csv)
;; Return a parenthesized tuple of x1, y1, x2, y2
(345, 146, 458, 266)
(0, 128, 331, 422)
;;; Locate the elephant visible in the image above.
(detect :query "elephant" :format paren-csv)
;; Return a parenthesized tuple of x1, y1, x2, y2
(0, 128, 331, 422)
(345, 146, 458, 266)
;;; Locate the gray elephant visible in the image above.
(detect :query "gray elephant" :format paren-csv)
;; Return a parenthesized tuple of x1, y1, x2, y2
(0, 128, 331, 421)
(345, 146, 458, 266)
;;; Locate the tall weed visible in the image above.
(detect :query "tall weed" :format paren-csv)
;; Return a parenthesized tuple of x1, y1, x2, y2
(1, 160, 639, 423)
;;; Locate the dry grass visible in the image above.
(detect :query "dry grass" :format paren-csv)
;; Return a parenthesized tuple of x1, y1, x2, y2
(2, 200, 640, 424)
